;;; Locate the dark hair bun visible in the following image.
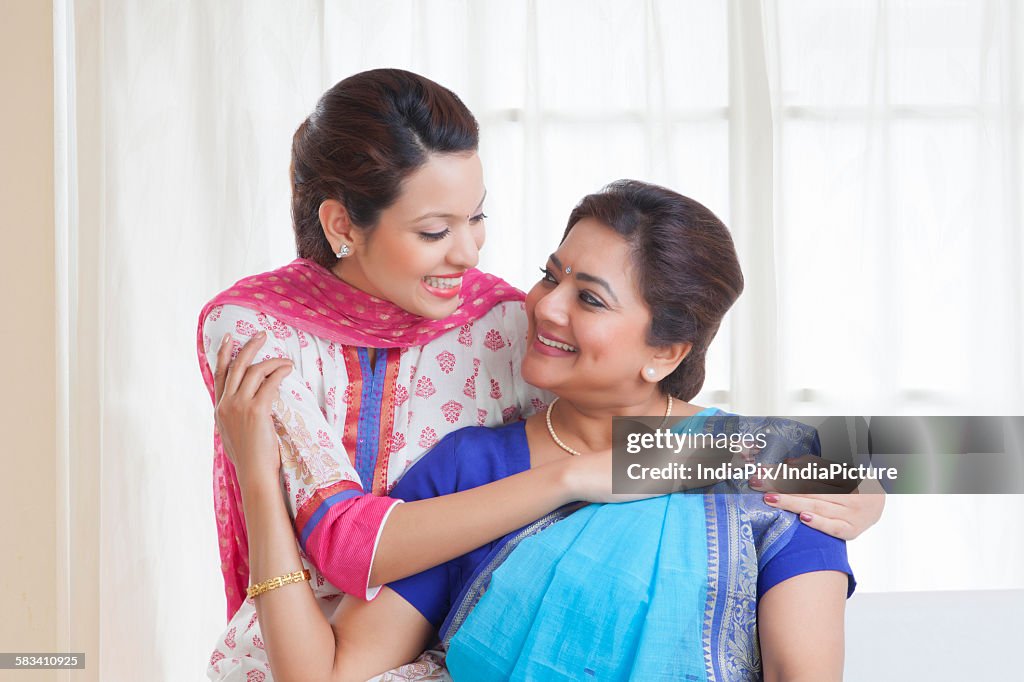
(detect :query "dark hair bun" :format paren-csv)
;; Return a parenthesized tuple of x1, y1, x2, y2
(291, 69, 479, 267)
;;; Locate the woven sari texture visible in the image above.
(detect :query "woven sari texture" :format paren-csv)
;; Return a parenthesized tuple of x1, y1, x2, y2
(444, 413, 822, 681)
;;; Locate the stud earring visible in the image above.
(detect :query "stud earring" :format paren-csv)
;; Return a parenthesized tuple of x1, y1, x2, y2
(565, 266, 572, 274)
(645, 367, 657, 379)
(336, 244, 351, 259)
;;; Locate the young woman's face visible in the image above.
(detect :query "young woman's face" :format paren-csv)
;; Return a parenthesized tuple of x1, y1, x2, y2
(334, 152, 487, 320)
(521, 218, 658, 403)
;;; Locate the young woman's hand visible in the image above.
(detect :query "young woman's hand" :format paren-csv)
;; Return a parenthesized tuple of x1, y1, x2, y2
(212, 331, 293, 484)
(763, 487, 885, 540)
(752, 457, 886, 540)
(562, 448, 677, 504)
(563, 435, 740, 504)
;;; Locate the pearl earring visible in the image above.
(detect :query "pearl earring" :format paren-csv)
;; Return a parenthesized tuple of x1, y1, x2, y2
(645, 367, 657, 379)
(336, 244, 351, 259)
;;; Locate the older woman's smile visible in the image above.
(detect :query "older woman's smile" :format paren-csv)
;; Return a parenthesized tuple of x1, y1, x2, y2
(534, 331, 578, 354)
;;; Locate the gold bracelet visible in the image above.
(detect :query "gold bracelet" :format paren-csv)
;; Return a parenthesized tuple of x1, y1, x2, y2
(246, 569, 311, 599)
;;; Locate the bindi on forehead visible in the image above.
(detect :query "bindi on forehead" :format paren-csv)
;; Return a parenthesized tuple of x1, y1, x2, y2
(408, 189, 487, 224)
(548, 253, 620, 305)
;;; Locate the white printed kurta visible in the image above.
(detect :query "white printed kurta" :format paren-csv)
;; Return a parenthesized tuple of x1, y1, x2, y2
(202, 300, 548, 681)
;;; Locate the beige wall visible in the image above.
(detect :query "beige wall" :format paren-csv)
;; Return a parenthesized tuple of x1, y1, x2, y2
(0, 1, 57, 680)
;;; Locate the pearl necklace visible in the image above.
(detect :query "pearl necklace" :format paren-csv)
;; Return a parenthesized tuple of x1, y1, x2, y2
(545, 394, 674, 457)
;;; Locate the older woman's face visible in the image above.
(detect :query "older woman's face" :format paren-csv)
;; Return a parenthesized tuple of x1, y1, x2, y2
(521, 218, 657, 404)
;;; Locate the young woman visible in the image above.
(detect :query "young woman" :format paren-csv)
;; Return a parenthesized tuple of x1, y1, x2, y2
(215, 181, 853, 681)
(200, 70, 877, 680)
(199, 69, 621, 681)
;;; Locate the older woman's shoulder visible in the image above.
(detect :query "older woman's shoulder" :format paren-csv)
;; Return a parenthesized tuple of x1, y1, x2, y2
(391, 422, 530, 501)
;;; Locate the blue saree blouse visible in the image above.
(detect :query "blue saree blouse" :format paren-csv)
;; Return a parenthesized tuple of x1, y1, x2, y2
(388, 412, 854, 681)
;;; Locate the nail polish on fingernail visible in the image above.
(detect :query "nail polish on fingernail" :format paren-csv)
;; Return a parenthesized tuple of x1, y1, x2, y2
(800, 512, 813, 523)
(220, 333, 231, 346)
(764, 494, 779, 504)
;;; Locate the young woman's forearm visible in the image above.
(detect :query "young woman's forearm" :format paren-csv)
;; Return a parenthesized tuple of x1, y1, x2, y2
(368, 460, 575, 586)
(240, 473, 337, 682)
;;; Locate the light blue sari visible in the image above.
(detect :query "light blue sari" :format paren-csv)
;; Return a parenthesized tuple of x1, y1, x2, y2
(441, 413, 820, 681)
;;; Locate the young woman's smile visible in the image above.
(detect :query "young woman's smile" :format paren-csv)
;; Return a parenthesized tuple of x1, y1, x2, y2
(420, 271, 465, 299)
(329, 151, 487, 320)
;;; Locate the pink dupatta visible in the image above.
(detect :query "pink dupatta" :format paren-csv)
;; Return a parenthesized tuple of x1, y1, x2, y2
(197, 258, 523, 618)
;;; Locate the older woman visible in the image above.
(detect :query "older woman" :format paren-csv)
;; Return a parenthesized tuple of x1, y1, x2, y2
(215, 181, 853, 681)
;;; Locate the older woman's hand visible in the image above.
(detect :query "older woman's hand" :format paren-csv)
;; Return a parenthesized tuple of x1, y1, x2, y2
(212, 331, 293, 484)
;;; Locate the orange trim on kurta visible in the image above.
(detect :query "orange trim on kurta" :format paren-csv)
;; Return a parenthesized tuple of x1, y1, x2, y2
(371, 348, 403, 495)
(293, 478, 364, 534)
(340, 345, 363, 474)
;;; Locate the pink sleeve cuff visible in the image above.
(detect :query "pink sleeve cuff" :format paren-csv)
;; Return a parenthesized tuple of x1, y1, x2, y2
(302, 492, 402, 599)
(365, 500, 403, 600)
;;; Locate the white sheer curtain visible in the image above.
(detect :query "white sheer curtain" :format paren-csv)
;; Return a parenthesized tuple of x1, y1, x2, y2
(60, 1, 1023, 679)
(761, 0, 1024, 596)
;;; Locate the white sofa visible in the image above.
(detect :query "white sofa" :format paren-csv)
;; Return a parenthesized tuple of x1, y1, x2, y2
(844, 589, 1023, 680)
